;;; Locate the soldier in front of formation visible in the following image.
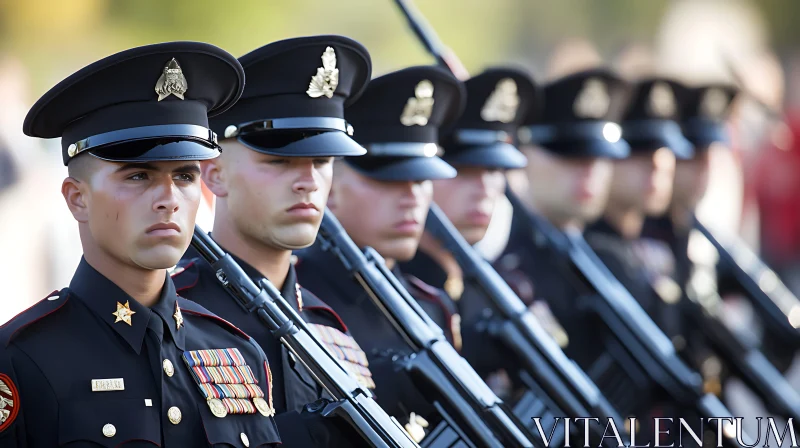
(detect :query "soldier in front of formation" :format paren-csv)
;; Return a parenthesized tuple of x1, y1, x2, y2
(171, 35, 379, 446)
(295, 65, 466, 440)
(0, 42, 282, 447)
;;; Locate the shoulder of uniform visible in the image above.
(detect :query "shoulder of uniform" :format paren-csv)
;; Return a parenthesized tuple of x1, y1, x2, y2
(297, 285, 349, 333)
(176, 297, 251, 341)
(170, 257, 201, 292)
(0, 289, 69, 347)
(405, 274, 445, 301)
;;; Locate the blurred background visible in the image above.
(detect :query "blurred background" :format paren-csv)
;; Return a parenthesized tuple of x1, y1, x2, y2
(2, 0, 800, 324)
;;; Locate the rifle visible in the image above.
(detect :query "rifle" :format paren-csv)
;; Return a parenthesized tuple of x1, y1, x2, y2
(693, 217, 800, 346)
(425, 204, 627, 446)
(316, 210, 537, 448)
(684, 218, 800, 421)
(190, 226, 420, 448)
(504, 190, 744, 447)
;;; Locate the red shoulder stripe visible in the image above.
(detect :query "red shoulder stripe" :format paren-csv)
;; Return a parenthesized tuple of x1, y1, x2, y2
(180, 308, 250, 341)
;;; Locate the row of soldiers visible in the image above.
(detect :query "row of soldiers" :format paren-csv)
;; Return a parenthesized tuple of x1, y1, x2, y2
(0, 31, 789, 447)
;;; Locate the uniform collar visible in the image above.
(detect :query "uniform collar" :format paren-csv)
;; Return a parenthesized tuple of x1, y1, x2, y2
(586, 218, 621, 238)
(400, 250, 448, 290)
(69, 257, 185, 354)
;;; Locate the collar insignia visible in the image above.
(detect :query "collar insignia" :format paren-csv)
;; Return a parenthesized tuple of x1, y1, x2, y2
(112, 301, 136, 326)
(174, 301, 184, 330)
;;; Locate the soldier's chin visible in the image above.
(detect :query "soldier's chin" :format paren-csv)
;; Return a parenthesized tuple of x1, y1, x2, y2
(132, 247, 184, 270)
(380, 238, 420, 263)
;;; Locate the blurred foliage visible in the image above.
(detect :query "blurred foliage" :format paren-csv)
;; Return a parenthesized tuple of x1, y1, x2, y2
(0, 0, 795, 99)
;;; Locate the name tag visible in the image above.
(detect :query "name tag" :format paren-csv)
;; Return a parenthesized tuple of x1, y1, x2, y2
(91, 378, 125, 392)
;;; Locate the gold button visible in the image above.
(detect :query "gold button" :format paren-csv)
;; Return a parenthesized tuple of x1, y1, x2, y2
(102, 423, 116, 438)
(163, 359, 174, 377)
(167, 406, 182, 425)
(241, 433, 250, 447)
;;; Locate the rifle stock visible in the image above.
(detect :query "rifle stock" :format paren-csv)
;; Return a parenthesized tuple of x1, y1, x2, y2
(190, 226, 420, 448)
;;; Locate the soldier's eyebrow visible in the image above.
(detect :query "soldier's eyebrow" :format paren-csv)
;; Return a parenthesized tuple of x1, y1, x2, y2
(115, 162, 159, 173)
(172, 164, 201, 175)
(114, 162, 201, 174)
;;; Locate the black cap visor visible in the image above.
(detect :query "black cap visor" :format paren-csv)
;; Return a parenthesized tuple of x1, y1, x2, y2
(623, 120, 694, 159)
(683, 119, 730, 150)
(346, 155, 456, 182)
(519, 122, 630, 159)
(444, 143, 528, 170)
(85, 138, 220, 164)
(238, 129, 366, 157)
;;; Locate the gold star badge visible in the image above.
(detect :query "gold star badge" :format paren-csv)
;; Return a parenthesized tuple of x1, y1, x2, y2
(174, 302, 184, 330)
(112, 301, 136, 326)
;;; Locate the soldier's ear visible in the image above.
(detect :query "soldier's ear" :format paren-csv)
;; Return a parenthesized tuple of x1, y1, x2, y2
(62, 176, 89, 223)
(201, 158, 228, 198)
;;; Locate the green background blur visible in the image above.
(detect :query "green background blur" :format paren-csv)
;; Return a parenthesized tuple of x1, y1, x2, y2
(3, 0, 799, 98)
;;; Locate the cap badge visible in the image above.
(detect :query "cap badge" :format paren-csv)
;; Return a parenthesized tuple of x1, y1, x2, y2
(307, 47, 339, 99)
(155, 58, 188, 101)
(112, 301, 136, 326)
(700, 87, 729, 119)
(481, 78, 520, 123)
(647, 82, 676, 118)
(400, 80, 435, 126)
(573, 78, 610, 119)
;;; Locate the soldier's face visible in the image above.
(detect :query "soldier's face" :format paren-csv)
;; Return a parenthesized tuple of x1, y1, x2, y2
(523, 146, 613, 225)
(673, 148, 713, 210)
(64, 158, 203, 270)
(608, 148, 676, 215)
(330, 163, 433, 263)
(205, 142, 333, 250)
(433, 166, 506, 245)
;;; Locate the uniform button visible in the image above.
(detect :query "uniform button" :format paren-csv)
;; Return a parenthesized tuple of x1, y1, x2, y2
(167, 406, 182, 424)
(163, 359, 175, 377)
(102, 423, 116, 438)
(241, 433, 250, 447)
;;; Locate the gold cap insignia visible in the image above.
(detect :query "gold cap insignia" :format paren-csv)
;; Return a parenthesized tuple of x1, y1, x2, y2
(112, 301, 136, 326)
(400, 80, 435, 126)
(647, 82, 676, 118)
(573, 78, 610, 119)
(481, 78, 520, 123)
(155, 58, 188, 101)
(700, 87, 729, 119)
(307, 47, 339, 99)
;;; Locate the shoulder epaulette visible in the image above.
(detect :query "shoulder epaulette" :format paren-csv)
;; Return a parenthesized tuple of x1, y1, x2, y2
(0, 289, 69, 346)
(171, 257, 201, 292)
(177, 297, 251, 341)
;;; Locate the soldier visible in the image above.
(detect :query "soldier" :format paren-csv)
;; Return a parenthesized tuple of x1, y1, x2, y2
(0, 42, 281, 446)
(398, 68, 539, 395)
(170, 36, 376, 446)
(295, 65, 464, 438)
(584, 78, 693, 338)
(493, 68, 631, 366)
